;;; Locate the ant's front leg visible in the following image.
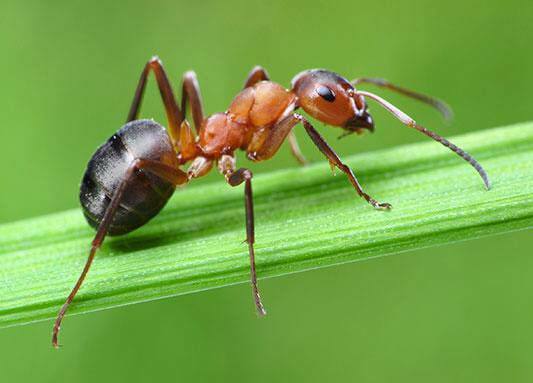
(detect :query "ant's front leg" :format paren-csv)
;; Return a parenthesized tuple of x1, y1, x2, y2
(244, 66, 306, 165)
(298, 115, 391, 210)
(249, 114, 390, 210)
(244, 67, 307, 166)
(247, 114, 301, 161)
(218, 155, 266, 316)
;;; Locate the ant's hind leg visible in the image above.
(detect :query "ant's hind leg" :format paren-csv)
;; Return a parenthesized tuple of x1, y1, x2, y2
(180, 71, 205, 133)
(52, 159, 188, 349)
(219, 155, 266, 316)
(127, 57, 183, 146)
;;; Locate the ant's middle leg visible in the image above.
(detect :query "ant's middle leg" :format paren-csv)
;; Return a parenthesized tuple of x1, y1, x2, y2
(218, 155, 266, 316)
(127, 56, 183, 146)
(243, 66, 270, 88)
(186, 156, 213, 179)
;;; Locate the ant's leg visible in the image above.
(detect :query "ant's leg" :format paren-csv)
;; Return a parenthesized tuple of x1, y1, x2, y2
(219, 155, 266, 316)
(187, 156, 213, 179)
(351, 77, 453, 120)
(288, 131, 308, 166)
(127, 56, 183, 145)
(52, 159, 188, 348)
(247, 107, 308, 166)
(244, 67, 307, 165)
(177, 120, 199, 164)
(180, 71, 205, 133)
(250, 113, 390, 209)
(248, 114, 301, 161)
(243, 66, 270, 88)
(298, 114, 391, 209)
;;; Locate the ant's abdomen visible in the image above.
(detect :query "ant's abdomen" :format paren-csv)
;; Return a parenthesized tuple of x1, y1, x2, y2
(80, 120, 176, 236)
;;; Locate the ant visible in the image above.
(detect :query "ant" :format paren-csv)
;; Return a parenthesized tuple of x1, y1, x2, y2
(52, 56, 490, 348)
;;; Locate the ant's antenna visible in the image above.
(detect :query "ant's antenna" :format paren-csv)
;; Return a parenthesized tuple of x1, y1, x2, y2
(356, 90, 491, 190)
(352, 78, 453, 121)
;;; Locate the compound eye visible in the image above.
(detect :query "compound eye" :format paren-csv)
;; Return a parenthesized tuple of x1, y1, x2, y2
(316, 86, 336, 102)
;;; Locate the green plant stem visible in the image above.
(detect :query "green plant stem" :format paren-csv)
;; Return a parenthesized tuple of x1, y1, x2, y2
(1, 122, 532, 329)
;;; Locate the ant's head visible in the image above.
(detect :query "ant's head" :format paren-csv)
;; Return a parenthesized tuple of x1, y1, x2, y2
(291, 69, 374, 134)
(293, 69, 490, 189)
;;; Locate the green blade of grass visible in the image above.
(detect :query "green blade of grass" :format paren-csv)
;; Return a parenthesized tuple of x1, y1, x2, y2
(0, 122, 532, 329)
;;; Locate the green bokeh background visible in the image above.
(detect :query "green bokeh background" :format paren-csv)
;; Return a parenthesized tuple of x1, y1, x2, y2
(1, 0, 532, 381)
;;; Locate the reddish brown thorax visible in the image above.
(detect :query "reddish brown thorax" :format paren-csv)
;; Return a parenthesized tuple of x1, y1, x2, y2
(181, 70, 377, 166)
(196, 81, 296, 159)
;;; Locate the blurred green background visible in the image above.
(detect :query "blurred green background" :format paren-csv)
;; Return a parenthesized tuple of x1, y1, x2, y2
(1, 0, 532, 381)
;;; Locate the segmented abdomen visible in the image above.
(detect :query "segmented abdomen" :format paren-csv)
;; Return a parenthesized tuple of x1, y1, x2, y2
(80, 120, 176, 236)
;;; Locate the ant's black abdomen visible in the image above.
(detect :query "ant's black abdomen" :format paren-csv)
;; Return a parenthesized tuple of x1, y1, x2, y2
(80, 119, 177, 236)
